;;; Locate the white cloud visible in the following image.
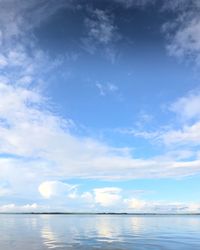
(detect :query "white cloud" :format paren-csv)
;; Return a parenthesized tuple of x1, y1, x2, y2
(156, 91, 200, 146)
(127, 118, 200, 147)
(187, 203, 200, 212)
(0, 81, 182, 184)
(167, 17, 200, 62)
(1, 83, 200, 197)
(82, 187, 200, 212)
(1, 182, 200, 213)
(123, 89, 200, 147)
(0, 187, 10, 196)
(0, 203, 39, 212)
(81, 192, 94, 203)
(163, 150, 195, 161)
(124, 198, 147, 210)
(161, 121, 200, 146)
(170, 91, 200, 121)
(1, 186, 200, 213)
(124, 198, 200, 213)
(38, 181, 77, 199)
(93, 187, 122, 207)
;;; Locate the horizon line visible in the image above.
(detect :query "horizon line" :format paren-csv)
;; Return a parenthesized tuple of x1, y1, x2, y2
(1, 212, 200, 215)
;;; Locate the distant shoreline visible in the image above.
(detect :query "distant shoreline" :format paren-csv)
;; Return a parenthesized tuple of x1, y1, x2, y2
(1, 212, 200, 215)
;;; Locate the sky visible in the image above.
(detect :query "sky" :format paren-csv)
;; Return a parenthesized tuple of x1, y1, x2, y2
(0, 0, 200, 213)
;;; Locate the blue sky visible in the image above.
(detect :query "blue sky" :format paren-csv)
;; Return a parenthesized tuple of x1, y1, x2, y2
(0, 0, 200, 213)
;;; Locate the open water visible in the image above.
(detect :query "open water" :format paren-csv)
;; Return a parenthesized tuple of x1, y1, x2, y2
(1, 214, 200, 249)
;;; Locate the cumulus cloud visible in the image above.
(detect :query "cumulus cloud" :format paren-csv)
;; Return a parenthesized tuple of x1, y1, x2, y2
(1, 182, 200, 213)
(38, 181, 77, 199)
(93, 187, 122, 207)
(125, 198, 146, 210)
(36, 184, 200, 213)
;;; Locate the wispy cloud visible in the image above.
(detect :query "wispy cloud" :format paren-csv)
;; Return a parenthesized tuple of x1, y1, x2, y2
(113, 0, 200, 67)
(121, 89, 200, 149)
(84, 9, 118, 45)
(162, 0, 200, 66)
(82, 8, 120, 62)
(0, 0, 73, 43)
(161, 122, 200, 146)
(159, 91, 200, 146)
(96, 82, 119, 96)
(170, 91, 200, 122)
(114, 0, 155, 8)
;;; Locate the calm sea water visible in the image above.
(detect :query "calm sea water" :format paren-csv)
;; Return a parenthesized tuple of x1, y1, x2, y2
(1, 214, 200, 249)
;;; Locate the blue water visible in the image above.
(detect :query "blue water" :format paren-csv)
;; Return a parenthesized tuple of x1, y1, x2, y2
(1, 214, 200, 249)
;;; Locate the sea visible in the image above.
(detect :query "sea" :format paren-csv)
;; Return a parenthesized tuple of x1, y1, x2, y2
(1, 214, 200, 249)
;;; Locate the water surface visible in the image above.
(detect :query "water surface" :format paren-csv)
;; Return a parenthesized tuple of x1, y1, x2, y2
(1, 214, 200, 249)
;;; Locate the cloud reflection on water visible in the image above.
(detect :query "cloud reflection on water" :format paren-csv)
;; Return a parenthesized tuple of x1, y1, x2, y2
(1, 214, 199, 250)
